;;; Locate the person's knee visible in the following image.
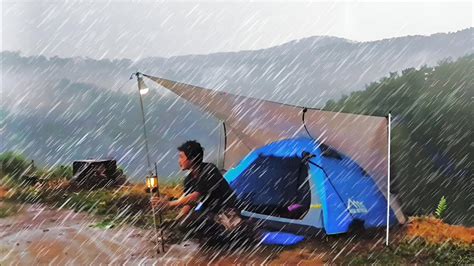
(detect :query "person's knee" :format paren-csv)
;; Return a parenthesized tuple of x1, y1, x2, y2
(181, 204, 192, 214)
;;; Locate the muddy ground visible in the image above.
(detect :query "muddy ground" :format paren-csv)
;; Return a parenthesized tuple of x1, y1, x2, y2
(1, 203, 162, 264)
(13, 197, 474, 265)
(1, 202, 377, 264)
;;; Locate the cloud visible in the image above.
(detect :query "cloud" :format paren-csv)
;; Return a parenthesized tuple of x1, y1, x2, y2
(2, 2, 472, 59)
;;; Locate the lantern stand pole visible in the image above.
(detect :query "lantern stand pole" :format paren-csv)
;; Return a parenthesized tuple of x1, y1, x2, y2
(154, 162, 166, 253)
(133, 72, 162, 254)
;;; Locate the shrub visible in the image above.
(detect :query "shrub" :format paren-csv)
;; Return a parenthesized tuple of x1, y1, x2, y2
(49, 165, 73, 180)
(0, 152, 29, 177)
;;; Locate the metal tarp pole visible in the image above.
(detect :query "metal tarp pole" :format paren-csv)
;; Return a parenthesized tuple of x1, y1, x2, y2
(386, 113, 391, 246)
(134, 72, 163, 253)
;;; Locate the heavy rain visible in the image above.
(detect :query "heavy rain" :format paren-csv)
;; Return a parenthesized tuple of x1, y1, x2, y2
(1, 1, 472, 264)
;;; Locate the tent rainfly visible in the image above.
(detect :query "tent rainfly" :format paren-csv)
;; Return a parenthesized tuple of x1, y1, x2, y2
(143, 74, 405, 238)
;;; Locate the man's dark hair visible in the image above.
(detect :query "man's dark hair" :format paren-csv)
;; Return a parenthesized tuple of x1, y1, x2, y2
(177, 140, 204, 164)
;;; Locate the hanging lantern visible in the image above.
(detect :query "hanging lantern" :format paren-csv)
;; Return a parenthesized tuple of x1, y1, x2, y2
(146, 175, 159, 193)
(138, 76, 149, 95)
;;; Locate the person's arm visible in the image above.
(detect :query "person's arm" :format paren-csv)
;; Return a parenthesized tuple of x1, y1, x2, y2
(151, 191, 201, 210)
(168, 191, 201, 208)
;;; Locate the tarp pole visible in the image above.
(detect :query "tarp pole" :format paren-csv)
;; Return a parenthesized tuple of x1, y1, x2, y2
(222, 121, 227, 170)
(386, 112, 391, 246)
(134, 72, 164, 254)
(217, 120, 224, 170)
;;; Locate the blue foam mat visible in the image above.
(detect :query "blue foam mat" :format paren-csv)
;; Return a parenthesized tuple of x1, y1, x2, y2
(260, 231, 305, 246)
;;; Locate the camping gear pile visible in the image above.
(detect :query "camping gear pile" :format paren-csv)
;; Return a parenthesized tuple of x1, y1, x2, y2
(70, 159, 125, 189)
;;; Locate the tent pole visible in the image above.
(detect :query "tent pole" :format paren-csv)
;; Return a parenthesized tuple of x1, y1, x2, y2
(386, 112, 391, 246)
(222, 121, 227, 170)
(217, 121, 222, 170)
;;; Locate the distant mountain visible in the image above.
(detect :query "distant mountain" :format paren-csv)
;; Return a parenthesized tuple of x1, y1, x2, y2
(136, 28, 473, 106)
(1, 28, 472, 179)
(0, 78, 221, 180)
(2, 28, 472, 105)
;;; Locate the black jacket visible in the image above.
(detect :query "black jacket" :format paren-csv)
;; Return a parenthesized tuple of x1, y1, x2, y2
(184, 162, 238, 213)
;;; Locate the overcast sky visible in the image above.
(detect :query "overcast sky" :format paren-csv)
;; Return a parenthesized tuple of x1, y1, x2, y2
(1, 1, 472, 60)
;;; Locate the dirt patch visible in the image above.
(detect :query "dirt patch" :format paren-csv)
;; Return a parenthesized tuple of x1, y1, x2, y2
(407, 216, 474, 245)
(0, 201, 402, 264)
(2, 203, 304, 264)
(268, 247, 326, 265)
(0, 185, 9, 199)
(0, 203, 200, 264)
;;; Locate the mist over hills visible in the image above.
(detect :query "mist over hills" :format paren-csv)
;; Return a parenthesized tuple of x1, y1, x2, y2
(141, 28, 472, 106)
(1, 28, 472, 179)
(3, 28, 472, 104)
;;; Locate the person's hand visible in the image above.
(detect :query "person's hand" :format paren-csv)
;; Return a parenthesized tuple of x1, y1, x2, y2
(150, 196, 170, 211)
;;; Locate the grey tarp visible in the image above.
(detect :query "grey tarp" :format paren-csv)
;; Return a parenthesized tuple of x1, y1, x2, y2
(144, 74, 405, 223)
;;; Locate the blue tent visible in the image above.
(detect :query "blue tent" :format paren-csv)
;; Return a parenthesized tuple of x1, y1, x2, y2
(225, 138, 398, 235)
(144, 74, 405, 240)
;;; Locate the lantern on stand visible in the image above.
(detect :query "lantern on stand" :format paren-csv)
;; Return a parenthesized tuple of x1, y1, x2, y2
(146, 175, 159, 193)
(133, 72, 165, 253)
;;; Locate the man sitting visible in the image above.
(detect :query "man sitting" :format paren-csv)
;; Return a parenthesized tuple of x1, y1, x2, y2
(151, 140, 243, 240)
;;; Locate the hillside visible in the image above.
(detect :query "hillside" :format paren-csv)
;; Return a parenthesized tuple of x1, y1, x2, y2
(2, 28, 472, 105)
(138, 28, 472, 106)
(324, 54, 473, 226)
(0, 80, 221, 179)
(0, 28, 472, 180)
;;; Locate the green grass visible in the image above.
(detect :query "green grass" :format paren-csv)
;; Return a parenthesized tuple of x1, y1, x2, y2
(3, 180, 178, 230)
(90, 218, 117, 229)
(344, 238, 473, 264)
(0, 204, 18, 218)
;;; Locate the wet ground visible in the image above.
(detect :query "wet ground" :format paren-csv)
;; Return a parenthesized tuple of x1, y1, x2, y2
(0, 202, 327, 265)
(0, 203, 207, 265)
(1, 181, 471, 265)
